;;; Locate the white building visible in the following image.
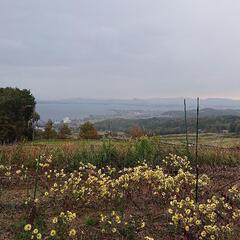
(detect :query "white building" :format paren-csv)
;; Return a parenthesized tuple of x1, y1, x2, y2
(63, 117, 71, 124)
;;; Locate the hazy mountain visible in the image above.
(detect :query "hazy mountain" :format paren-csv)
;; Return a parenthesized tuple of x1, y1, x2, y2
(36, 98, 240, 121)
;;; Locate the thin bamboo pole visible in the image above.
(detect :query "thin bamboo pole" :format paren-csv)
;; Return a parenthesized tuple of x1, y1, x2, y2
(195, 97, 200, 203)
(184, 99, 189, 155)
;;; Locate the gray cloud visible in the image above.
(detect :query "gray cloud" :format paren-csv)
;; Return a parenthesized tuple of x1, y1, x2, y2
(0, 0, 240, 99)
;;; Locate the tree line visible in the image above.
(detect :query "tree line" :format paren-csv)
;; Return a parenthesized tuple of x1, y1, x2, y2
(39, 120, 98, 140)
(95, 115, 240, 135)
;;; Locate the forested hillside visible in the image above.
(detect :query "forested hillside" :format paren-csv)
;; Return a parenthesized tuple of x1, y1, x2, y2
(95, 115, 240, 135)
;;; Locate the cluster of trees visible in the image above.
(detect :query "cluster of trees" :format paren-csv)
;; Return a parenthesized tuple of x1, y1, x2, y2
(41, 120, 72, 139)
(41, 121, 145, 140)
(0, 87, 39, 143)
(38, 120, 98, 140)
(79, 121, 98, 139)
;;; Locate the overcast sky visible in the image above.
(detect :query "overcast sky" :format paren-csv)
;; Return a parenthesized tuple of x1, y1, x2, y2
(0, 0, 240, 100)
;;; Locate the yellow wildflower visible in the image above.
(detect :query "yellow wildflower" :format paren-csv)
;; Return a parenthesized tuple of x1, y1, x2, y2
(24, 224, 32, 231)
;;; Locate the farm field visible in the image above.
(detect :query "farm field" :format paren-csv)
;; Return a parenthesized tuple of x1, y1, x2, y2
(161, 133, 240, 148)
(30, 133, 240, 148)
(1, 136, 240, 239)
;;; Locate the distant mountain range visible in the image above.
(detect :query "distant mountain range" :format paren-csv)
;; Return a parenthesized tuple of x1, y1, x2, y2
(163, 108, 240, 118)
(38, 97, 240, 107)
(36, 98, 240, 121)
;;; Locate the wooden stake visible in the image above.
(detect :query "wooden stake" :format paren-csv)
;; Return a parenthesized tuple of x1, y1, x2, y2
(184, 99, 189, 155)
(195, 97, 200, 203)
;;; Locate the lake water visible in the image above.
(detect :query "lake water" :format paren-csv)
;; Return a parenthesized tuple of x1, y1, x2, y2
(36, 101, 177, 121)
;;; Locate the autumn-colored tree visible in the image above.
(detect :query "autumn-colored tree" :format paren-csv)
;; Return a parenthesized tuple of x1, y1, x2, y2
(58, 123, 72, 139)
(44, 119, 57, 139)
(79, 122, 98, 139)
(129, 126, 144, 139)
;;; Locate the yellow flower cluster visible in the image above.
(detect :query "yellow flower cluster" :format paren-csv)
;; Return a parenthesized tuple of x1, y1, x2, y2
(228, 185, 240, 201)
(49, 211, 77, 238)
(58, 211, 77, 223)
(163, 153, 192, 172)
(168, 195, 236, 239)
(39, 154, 52, 168)
(46, 155, 210, 208)
(0, 164, 12, 179)
(1, 162, 29, 179)
(23, 225, 42, 239)
(144, 237, 155, 240)
(17, 153, 240, 239)
(99, 211, 123, 234)
(99, 210, 145, 236)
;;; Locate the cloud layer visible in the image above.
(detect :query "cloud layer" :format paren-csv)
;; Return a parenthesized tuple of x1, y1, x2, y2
(1, 0, 240, 99)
